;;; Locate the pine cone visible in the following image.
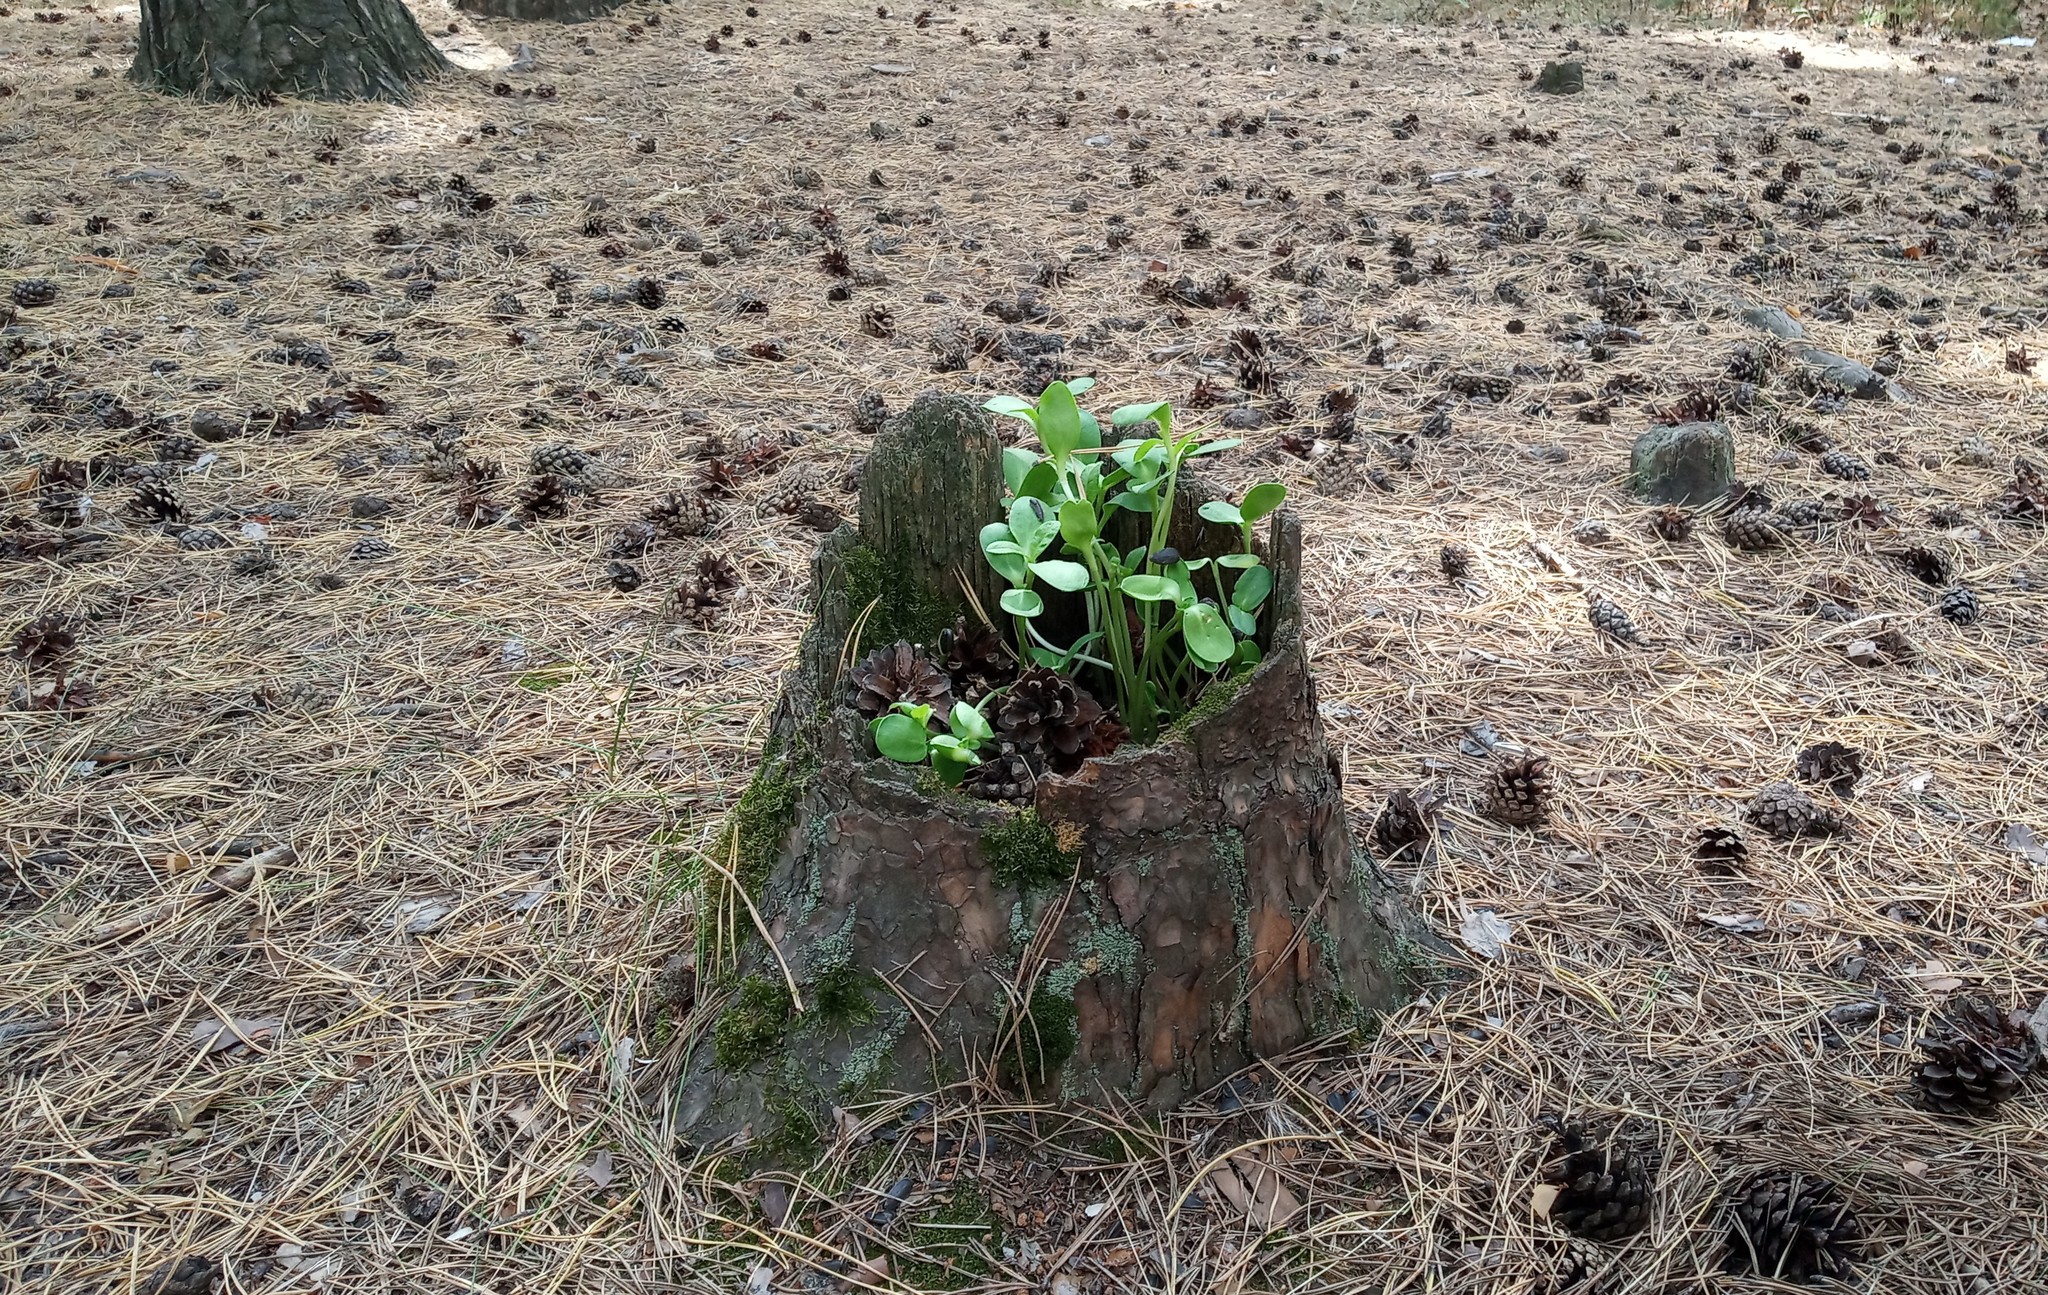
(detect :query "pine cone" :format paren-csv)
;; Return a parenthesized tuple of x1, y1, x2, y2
(938, 616, 1014, 702)
(129, 478, 183, 523)
(1372, 789, 1433, 859)
(1484, 755, 1552, 827)
(1887, 543, 1951, 586)
(1695, 825, 1749, 875)
(11, 278, 58, 308)
(607, 561, 643, 592)
(1744, 780, 1843, 839)
(11, 614, 75, 669)
(962, 740, 1037, 804)
(848, 641, 952, 719)
(1937, 586, 1980, 625)
(853, 391, 889, 437)
(1720, 507, 1783, 552)
(1539, 1117, 1656, 1242)
(1721, 1169, 1864, 1284)
(1913, 999, 2040, 1117)
(1818, 448, 1872, 480)
(36, 458, 87, 525)
(455, 458, 503, 493)
(420, 436, 467, 482)
(607, 520, 658, 558)
(1990, 457, 2046, 522)
(530, 441, 593, 479)
(673, 580, 724, 627)
(140, 1255, 219, 1295)
(647, 489, 713, 538)
(517, 474, 573, 521)
(996, 667, 1117, 774)
(1439, 544, 1473, 580)
(696, 552, 741, 593)
(1773, 498, 1829, 533)
(1646, 506, 1694, 542)
(1586, 593, 1643, 645)
(1794, 742, 1863, 797)
(452, 489, 504, 529)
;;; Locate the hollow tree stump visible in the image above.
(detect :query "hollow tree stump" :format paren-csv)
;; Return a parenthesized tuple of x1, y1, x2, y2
(673, 394, 1437, 1153)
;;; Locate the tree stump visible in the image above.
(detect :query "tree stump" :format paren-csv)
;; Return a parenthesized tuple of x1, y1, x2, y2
(132, 0, 447, 102)
(673, 394, 1437, 1154)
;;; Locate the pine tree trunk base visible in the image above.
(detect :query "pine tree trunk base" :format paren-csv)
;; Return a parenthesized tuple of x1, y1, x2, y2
(457, 0, 628, 20)
(131, 0, 448, 102)
(672, 395, 1442, 1156)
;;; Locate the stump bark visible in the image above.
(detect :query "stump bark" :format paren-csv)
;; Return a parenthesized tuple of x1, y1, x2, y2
(131, 0, 447, 102)
(673, 394, 1437, 1153)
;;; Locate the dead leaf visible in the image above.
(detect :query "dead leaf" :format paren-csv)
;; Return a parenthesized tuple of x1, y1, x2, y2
(397, 897, 454, 935)
(2006, 822, 2048, 865)
(1457, 905, 1514, 960)
(190, 1015, 283, 1056)
(1701, 913, 1769, 934)
(582, 1149, 613, 1189)
(2027, 996, 2048, 1056)
(1911, 959, 1965, 994)
(1530, 1182, 1560, 1221)
(1901, 1159, 1931, 1179)
(746, 1263, 774, 1295)
(1208, 1152, 1303, 1229)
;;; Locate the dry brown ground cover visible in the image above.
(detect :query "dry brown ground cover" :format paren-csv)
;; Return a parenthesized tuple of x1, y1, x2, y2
(2, 1, 2046, 1291)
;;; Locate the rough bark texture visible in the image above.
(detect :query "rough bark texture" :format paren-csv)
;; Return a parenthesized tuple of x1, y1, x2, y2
(458, 0, 628, 19)
(131, 0, 448, 102)
(673, 394, 1438, 1155)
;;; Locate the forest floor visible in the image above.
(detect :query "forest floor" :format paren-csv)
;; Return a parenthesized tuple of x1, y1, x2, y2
(3, 0, 2046, 1292)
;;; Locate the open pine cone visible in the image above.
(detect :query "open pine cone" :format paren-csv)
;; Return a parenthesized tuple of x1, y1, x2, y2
(848, 641, 952, 719)
(1913, 999, 2040, 1117)
(1721, 1169, 1864, 1284)
(1484, 755, 1552, 827)
(1794, 741, 1863, 797)
(1991, 456, 2046, 522)
(1539, 1116, 1657, 1242)
(937, 615, 1014, 703)
(1372, 789, 1434, 860)
(1745, 780, 1844, 839)
(996, 667, 1122, 774)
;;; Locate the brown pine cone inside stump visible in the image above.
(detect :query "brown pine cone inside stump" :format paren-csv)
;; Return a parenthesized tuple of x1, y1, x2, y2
(848, 640, 952, 718)
(996, 666, 1122, 774)
(938, 615, 1014, 703)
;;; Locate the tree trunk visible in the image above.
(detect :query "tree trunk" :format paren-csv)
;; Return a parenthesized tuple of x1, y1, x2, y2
(131, 0, 448, 102)
(457, 0, 627, 20)
(672, 394, 1440, 1157)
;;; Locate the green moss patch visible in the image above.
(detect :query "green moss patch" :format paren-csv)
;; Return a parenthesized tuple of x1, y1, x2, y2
(897, 1184, 1000, 1290)
(712, 974, 793, 1070)
(838, 540, 956, 652)
(724, 749, 809, 893)
(1169, 670, 1243, 736)
(980, 808, 1080, 890)
(995, 986, 1077, 1092)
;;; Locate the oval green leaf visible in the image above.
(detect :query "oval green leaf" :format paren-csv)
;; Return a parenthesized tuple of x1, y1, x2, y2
(1231, 563, 1274, 612)
(1198, 500, 1244, 526)
(1182, 603, 1235, 665)
(1000, 588, 1045, 617)
(951, 702, 993, 744)
(1066, 376, 1097, 396)
(1002, 446, 1039, 493)
(1111, 401, 1169, 427)
(1215, 552, 1260, 569)
(1030, 559, 1092, 592)
(1228, 605, 1257, 637)
(1119, 575, 1179, 603)
(1058, 500, 1098, 546)
(872, 712, 929, 763)
(1035, 381, 1083, 462)
(1240, 481, 1288, 522)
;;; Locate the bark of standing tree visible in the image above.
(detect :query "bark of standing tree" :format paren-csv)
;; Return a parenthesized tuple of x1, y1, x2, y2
(131, 0, 448, 102)
(671, 394, 1441, 1156)
(457, 0, 627, 20)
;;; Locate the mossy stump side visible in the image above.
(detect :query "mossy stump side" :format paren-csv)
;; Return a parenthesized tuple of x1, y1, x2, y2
(672, 393, 1437, 1153)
